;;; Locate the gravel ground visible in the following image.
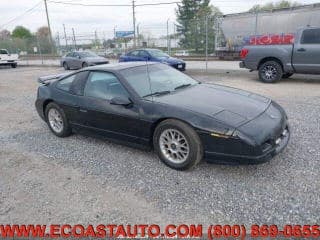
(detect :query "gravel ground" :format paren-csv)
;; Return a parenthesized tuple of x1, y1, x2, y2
(0, 65, 319, 227)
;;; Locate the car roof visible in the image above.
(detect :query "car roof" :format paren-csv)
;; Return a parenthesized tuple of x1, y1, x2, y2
(129, 48, 162, 52)
(86, 61, 159, 71)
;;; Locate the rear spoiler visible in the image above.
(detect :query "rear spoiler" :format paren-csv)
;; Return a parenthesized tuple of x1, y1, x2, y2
(38, 72, 72, 85)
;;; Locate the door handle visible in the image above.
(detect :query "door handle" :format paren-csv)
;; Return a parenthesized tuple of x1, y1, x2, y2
(79, 108, 87, 113)
(297, 48, 306, 52)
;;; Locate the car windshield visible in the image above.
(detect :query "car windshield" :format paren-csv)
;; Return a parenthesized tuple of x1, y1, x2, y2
(148, 49, 169, 58)
(120, 64, 198, 98)
(0, 49, 8, 54)
(78, 52, 98, 58)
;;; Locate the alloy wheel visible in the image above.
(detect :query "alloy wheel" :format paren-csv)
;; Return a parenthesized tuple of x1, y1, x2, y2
(159, 129, 190, 163)
(48, 108, 64, 133)
(262, 65, 277, 81)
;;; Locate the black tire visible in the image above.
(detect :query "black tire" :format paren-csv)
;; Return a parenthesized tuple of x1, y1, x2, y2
(153, 119, 203, 170)
(11, 63, 17, 68)
(282, 73, 293, 79)
(45, 102, 72, 137)
(63, 62, 69, 70)
(258, 61, 283, 83)
(82, 62, 88, 68)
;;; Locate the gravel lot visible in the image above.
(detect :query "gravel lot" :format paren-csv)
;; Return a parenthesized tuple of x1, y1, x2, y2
(0, 65, 319, 226)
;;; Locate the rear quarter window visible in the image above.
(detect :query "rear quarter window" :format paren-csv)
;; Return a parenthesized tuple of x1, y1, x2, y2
(128, 50, 139, 56)
(301, 29, 320, 44)
(56, 75, 76, 92)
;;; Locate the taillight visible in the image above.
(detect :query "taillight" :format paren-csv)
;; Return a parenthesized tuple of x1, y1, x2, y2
(240, 48, 249, 59)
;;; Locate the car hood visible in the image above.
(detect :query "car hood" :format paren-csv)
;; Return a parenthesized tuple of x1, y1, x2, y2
(153, 83, 271, 128)
(85, 56, 108, 62)
(158, 56, 184, 64)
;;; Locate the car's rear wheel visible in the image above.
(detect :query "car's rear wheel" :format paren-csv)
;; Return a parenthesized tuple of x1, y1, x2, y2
(11, 63, 17, 68)
(63, 62, 69, 70)
(282, 73, 293, 79)
(82, 62, 88, 68)
(45, 102, 71, 137)
(258, 61, 283, 83)
(153, 119, 203, 170)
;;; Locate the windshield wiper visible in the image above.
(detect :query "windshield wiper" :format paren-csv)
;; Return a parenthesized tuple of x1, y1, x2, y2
(143, 90, 171, 98)
(174, 83, 192, 90)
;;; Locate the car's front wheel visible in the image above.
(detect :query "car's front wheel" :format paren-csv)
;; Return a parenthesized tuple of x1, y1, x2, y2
(45, 102, 71, 137)
(153, 119, 203, 170)
(258, 61, 283, 83)
(63, 62, 69, 70)
(82, 62, 88, 68)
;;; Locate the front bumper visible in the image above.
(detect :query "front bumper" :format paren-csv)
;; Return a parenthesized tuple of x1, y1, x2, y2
(171, 62, 186, 71)
(89, 61, 109, 66)
(202, 126, 290, 165)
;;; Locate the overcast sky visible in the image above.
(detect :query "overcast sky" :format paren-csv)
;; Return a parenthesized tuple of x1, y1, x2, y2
(0, 0, 319, 40)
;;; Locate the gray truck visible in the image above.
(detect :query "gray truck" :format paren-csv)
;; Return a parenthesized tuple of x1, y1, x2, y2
(239, 27, 320, 83)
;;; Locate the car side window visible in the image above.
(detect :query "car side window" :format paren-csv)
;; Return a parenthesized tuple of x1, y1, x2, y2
(129, 50, 139, 56)
(70, 71, 89, 95)
(301, 29, 320, 44)
(56, 74, 76, 92)
(139, 50, 149, 58)
(66, 53, 73, 57)
(84, 71, 128, 100)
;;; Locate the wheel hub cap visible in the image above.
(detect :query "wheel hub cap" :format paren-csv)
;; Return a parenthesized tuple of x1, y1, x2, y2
(263, 66, 277, 80)
(159, 129, 189, 164)
(48, 108, 64, 133)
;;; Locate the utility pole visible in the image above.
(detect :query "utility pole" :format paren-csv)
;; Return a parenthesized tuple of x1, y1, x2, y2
(114, 25, 117, 48)
(63, 24, 68, 51)
(136, 23, 140, 47)
(95, 30, 98, 50)
(214, 17, 219, 52)
(56, 32, 61, 54)
(44, 0, 54, 54)
(132, 0, 136, 48)
(205, 16, 208, 72)
(72, 28, 76, 50)
(173, 23, 176, 49)
(36, 35, 44, 65)
(166, 18, 170, 54)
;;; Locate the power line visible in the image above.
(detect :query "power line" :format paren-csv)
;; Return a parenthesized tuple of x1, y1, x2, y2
(47, 0, 180, 7)
(48, 0, 131, 6)
(138, 2, 179, 6)
(0, 1, 43, 29)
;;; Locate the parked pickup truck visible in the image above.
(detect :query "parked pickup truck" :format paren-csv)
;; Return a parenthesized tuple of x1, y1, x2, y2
(239, 27, 320, 83)
(0, 49, 18, 68)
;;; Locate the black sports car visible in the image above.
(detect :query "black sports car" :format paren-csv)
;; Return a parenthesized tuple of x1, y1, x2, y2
(35, 62, 290, 170)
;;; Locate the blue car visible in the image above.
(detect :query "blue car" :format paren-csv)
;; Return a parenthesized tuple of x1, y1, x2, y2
(119, 48, 186, 71)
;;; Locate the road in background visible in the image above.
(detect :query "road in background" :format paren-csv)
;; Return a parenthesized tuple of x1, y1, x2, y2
(18, 59, 244, 72)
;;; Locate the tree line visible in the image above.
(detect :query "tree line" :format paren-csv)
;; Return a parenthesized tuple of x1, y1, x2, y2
(0, 26, 52, 54)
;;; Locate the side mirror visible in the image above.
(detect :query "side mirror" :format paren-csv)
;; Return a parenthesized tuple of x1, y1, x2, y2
(110, 96, 132, 106)
(77, 55, 81, 59)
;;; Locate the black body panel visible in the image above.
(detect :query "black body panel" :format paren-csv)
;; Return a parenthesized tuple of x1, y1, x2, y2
(35, 62, 289, 164)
